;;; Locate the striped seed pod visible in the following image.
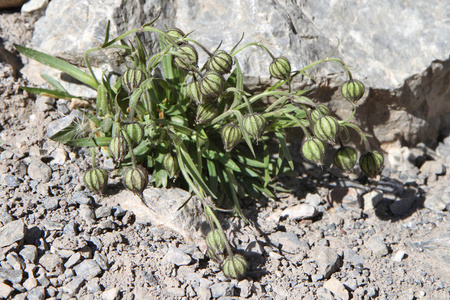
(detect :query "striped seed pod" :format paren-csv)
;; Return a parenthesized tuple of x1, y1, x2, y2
(195, 101, 218, 124)
(242, 113, 266, 141)
(359, 151, 384, 178)
(222, 254, 248, 280)
(342, 80, 365, 103)
(333, 146, 358, 173)
(173, 43, 198, 71)
(122, 165, 149, 197)
(206, 50, 233, 74)
(199, 71, 225, 99)
(313, 116, 340, 144)
(221, 123, 242, 152)
(311, 105, 330, 123)
(269, 57, 291, 81)
(84, 168, 108, 194)
(302, 138, 326, 165)
(121, 68, 145, 95)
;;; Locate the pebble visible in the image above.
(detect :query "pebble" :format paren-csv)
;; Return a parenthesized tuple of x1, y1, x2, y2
(420, 160, 446, 176)
(95, 206, 112, 219)
(19, 245, 38, 263)
(0, 282, 14, 299)
(35, 96, 55, 112)
(43, 197, 59, 211)
(102, 287, 120, 300)
(328, 188, 362, 209)
(27, 286, 46, 300)
(0, 267, 23, 284)
(0, 149, 14, 160)
(164, 245, 192, 266)
(342, 249, 364, 268)
(305, 193, 323, 207)
(323, 278, 349, 300)
(389, 196, 417, 216)
(27, 160, 52, 183)
(0, 219, 26, 248)
(62, 276, 85, 296)
(39, 253, 64, 273)
(86, 277, 101, 293)
(281, 204, 318, 220)
(23, 273, 38, 290)
(36, 273, 50, 288)
(72, 191, 94, 206)
(365, 236, 389, 257)
(210, 282, 235, 298)
(0, 208, 13, 225)
(64, 252, 82, 269)
(73, 259, 102, 280)
(237, 280, 252, 298)
(362, 190, 383, 211)
(6, 252, 25, 270)
(313, 247, 342, 279)
(93, 251, 108, 270)
(269, 232, 310, 253)
(79, 205, 96, 223)
(4, 175, 21, 187)
(50, 148, 68, 165)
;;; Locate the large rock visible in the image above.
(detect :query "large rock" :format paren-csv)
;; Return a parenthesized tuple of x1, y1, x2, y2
(19, 0, 449, 147)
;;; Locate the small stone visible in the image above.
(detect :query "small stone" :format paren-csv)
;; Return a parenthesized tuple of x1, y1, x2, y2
(362, 190, 383, 211)
(6, 252, 25, 270)
(43, 220, 64, 231)
(269, 232, 310, 253)
(35, 96, 55, 112)
(62, 276, 85, 296)
(79, 205, 95, 223)
(72, 191, 93, 206)
(323, 278, 349, 300)
(210, 282, 235, 298)
(164, 245, 192, 266)
(343, 278, 358, 291)
(237, 280, 252, 298)
(86, 277, 101, 293)
(305, 193, 323, 207)
(36, 273, 50, 288)
(0, 282, 14, 299)
(328, 187, 362, 209)
(0, 208, 13, 225)
(102, 287, 120, 300)
(38, 253, 64, 273)
(27, 286, 46, 300)
(281, 204, 318, 220)
(313, 247, 342, 279)
(73, 259, 102, 280)
(0, 219, 26, 248)
(27, 160, 52, 183)
(23, 273, 38, 290)
(42, 197, 59, 211)
(420, 160, 446, 176)
(61, 174, 72, 185)
(167, 287, 185, 297)
(390, 196, 417, 216)
(93, 251, 108, 270)
(343, 249, 364, 268)
(0, 268, 23, 284)
(19, 245, 38, 263)
(365, 236, 389, 257)
(64, 252, 82, 269)
(392, 250, 407, 262)
(95, 206, 112, 219)
(4, 175, 21, 187)
(50, 148, 68, 165)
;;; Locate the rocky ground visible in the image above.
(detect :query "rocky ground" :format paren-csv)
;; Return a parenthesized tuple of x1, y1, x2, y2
(1, 9, 450, 300)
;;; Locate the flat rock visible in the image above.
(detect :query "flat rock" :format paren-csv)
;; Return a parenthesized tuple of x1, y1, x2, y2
(102, 287, 120, 300)
(38, 253, 64, 273)
(313, 247, 342, 279)
(108, 187, 204, 242)
(0, 268, 23, 284)
(281, 204, 318, 220)
(269, 232, 310, 254)
(0, 219, 26, 248)
(323, 278, 349, 300)
(73, 259, 102, 280)
(62, 276, 85, 296)
(210, 282, 235, 298)
(26, 286, 46, 300)
(365, 236, 389, 257)
(0, 282, 14, 299)
(362, 190, 384, 212)
(27, 160, 52, 183)
(164, 245, 192, 266)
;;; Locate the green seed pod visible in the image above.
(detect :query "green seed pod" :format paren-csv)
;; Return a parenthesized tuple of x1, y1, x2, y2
(109, 136, 128, 162)
(195, 101, 218, 124)
(199, 71, 225, 99)
(206, 50, 233, 74)
(125, 123, 144, 147)
(122, 165, 149, 196)
(166, 28, 185, 44)
(269, 57, 291, 81)
(341, 80, 365, 103)
(221, 123, 242, 152)
(313, 115, 340, 144)
(242, 113, 266, 141)
(333, 146, 358, 173)
(121, 68, 145, 95)
(311, 105, 330, 123)
(359, 151, 384, 178)
(302, 138, 326, 165)
(173, 43, 198, 71)
(206, 230, 226, 263)
(222, 254, 248, 280)
(84, 168, 108, 194)
(163, 153, 179, 179)
(186, 81, 203, 105)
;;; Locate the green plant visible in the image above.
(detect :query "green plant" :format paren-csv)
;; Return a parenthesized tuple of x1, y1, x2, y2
(14, 14, 383, 279)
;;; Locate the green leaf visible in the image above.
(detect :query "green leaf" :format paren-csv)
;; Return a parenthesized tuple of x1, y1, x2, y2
(40, 74, 67, 92)
(14, 44, 98, 89)
(20, 87, 77, 100)
(233, 110, 255, 157)
(275, 130, 294, 171)
(96, 84, 109, 116)
(67, 137, 111, 147)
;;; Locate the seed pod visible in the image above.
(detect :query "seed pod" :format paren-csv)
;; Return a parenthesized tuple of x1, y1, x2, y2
(242, 113, 266, 141)
(206, 50, 233, 74)
(122, 165, 149, 196)
(195, 101, 218, 124)
(359, 151, 384, 178)
(186, 81, 203, 105)
(109, 136, 128, 162)
(206, 230, 226, 263)
(221, 123, 242, 152)
(311, 105, 330, 123)
(121, 68, 145, 95)
(313, 116, 340, 144)
(333, 146, 358, 173)
(199, 71, 225, 99)
(84, 168, 108, 194)
(269, 57, 291, 81)
(302, 138, 326, 165)
(166, 28, 185, 44)
(125, 123, 144, 147)
(222, 254, 248, 280)
(341, 80, 365, 103)
(173, 43, 198, 71)
(163, 153, 179, 179)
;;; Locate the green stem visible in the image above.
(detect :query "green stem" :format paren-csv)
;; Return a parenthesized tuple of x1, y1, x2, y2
(231, 42, 276, 60)
(341, 122, 371, 151)
(204, 205, 234, 257)
(285, 113, 312, 138)
(91, 147, 96, 168)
